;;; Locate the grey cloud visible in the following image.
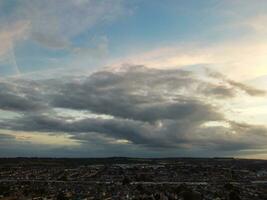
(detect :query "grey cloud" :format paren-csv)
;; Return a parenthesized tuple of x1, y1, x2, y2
(227, 80, 266, 96)
(2, 108, 267, 152)
(0, 114, 196, 148)
(192, 121, 267, 152)
(49, 66, 235, 120)
(206, 69, 266, 96)
(0, 66, 266, 155)
(0, 81, 46, 111)
(199, 84, 236, 99)
(1, 66, 255, 113)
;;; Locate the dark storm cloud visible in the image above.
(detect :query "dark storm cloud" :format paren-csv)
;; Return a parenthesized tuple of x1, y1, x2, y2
(0, 80, 47, 111)
(2, 108, 266, 151)
(50, 66, 262, 119)
(0, 65, 266, 155)
(0, 110, 220, 148)
(0, 66, 263, 113)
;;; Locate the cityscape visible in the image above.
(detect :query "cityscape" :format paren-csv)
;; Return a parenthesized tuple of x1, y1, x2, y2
(0, 158, 266, 199)
(1, 0, 267, 199)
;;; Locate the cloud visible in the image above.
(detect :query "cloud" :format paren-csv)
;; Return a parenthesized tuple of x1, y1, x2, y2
(0, 21, 30, 57)
(112, 37, 267, 81)
(0, 80, 47, 111)
(12, 0, 126, 49)
(0, 20, 30, 74)
(50, 68, 222, 122)
(0, 66, 266, 156)
(206, 69, 266, 96)
(0, 0, 128, 76)
(1, 65, 262, 113)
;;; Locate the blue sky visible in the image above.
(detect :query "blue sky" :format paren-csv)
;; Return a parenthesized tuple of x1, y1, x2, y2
(0, 0, 260, 76)
(0, 0, 266, 76)
(1, 0, 267, 158)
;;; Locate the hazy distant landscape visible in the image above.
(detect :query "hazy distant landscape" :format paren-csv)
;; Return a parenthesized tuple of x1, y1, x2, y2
(0, 157, 267, 199)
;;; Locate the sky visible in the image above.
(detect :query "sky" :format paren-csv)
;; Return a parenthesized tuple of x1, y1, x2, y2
(1, 0, 267, 158)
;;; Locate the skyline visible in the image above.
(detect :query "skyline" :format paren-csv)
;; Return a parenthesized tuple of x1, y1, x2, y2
(1, 0, 267, 158)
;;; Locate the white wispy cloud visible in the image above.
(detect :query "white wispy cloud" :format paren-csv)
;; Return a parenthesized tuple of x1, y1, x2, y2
(0, 0, 129, 76)
(0, 20, 30, 75)
(13, 0, 126, 49)
(0, 21, 29, 56)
